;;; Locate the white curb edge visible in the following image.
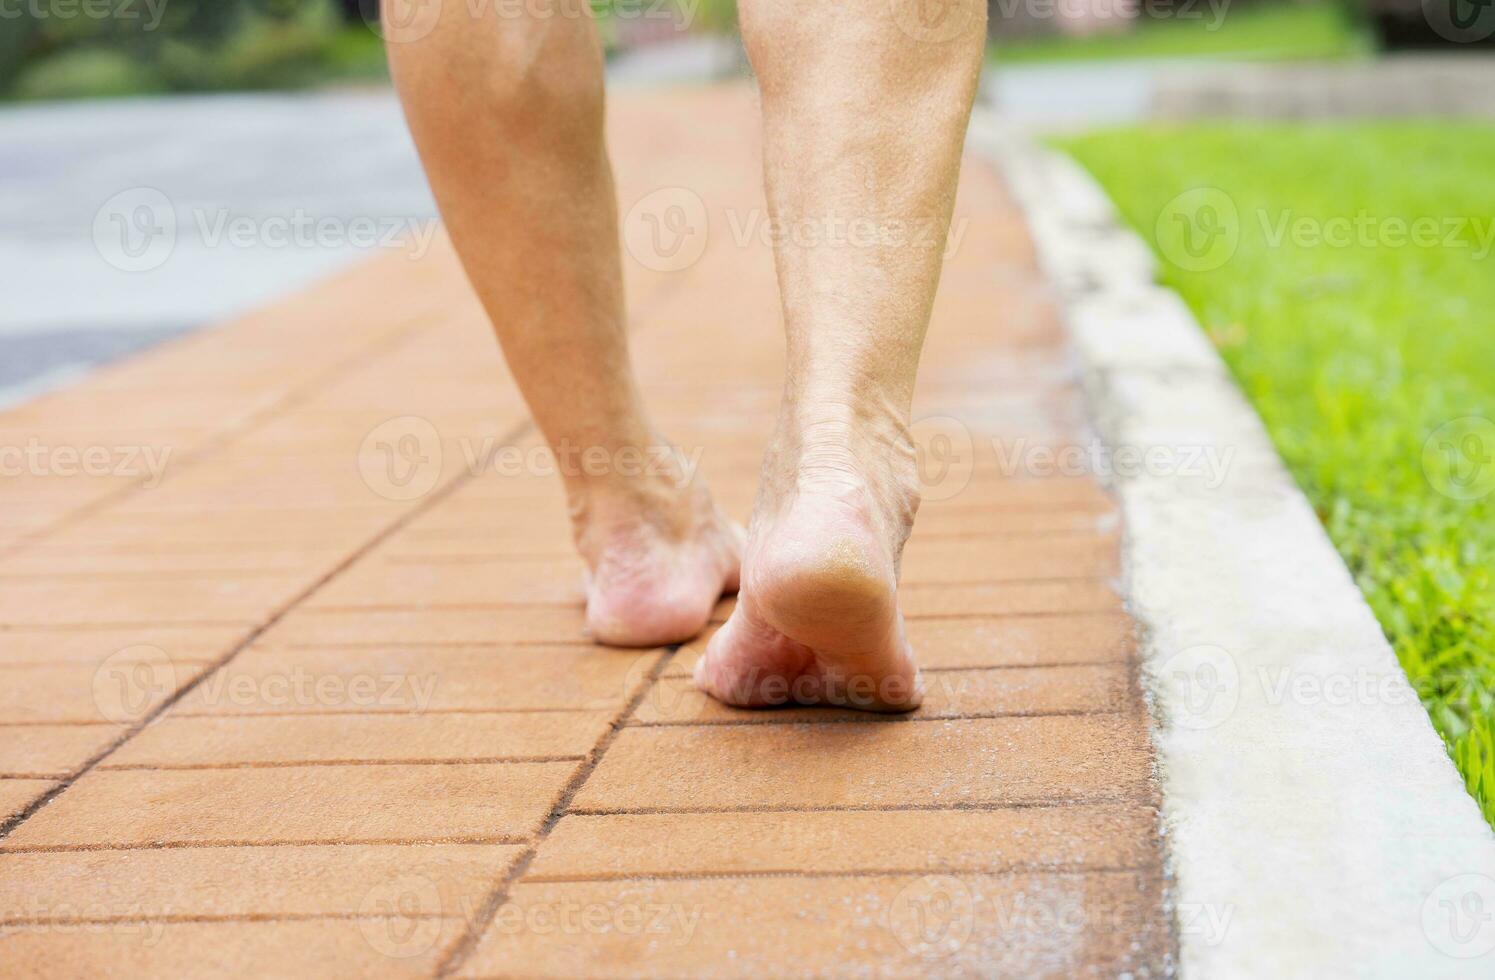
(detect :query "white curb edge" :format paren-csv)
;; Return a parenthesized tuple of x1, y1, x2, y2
(969, 113, 1495, 978)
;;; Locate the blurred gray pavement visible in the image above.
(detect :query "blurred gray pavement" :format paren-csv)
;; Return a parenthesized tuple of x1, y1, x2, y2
(0, 89, 436, 409)
(0, 34, 743, 410)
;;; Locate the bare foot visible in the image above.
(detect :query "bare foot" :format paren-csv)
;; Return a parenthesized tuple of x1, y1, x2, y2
(573, 451, 742, 648)
(694, 412, 923, 712)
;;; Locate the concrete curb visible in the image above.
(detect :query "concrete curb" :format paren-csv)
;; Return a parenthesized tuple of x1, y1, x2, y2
(969, 113, 1495, 978)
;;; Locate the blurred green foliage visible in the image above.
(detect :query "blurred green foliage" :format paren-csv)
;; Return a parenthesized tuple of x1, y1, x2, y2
(993, 0, 1372, 64)
(4, 0, 355, 99)
(2, 0, 739, 100)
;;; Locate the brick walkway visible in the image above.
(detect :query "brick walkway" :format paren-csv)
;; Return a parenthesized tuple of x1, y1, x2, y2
(0, 85, 1171, 976)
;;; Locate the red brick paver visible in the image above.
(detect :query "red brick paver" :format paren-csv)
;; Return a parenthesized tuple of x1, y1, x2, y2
(0, 85, 1171, 976)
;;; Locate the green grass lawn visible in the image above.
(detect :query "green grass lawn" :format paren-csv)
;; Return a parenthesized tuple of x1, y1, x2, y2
(993, 0, 1372, 65)
(1058, 124, 1495, 824)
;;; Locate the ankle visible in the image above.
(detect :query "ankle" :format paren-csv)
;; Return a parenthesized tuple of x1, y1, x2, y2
(563, 443, 713, 553)
(779, 400, 920, 532)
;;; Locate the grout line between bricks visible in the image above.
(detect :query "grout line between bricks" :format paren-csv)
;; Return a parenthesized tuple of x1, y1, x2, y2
(297, 602, 583, 613)
(0, 661, 219, 673)
(0, 834, 532, 854)
(0, 773, 65, 781)
(0, 311, 438, 562)
(0, 569, 310, 582)
(0, 720, 130, 727)
(0, 911, 456, 928)
(272, 640, 600, 650)
(0, 624, 247, 634)
(0, 418, 533, 844)
(565, 794, 1151, 816)
(432, 645, 681, 978)
(162, 706, 615, 719)
(95, 756, 587, 771)
(518, 864, 1165, 885)
(0, 620, 259, 631)
(162, 707, 615, 720)
(621, 707, 1125, 728)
